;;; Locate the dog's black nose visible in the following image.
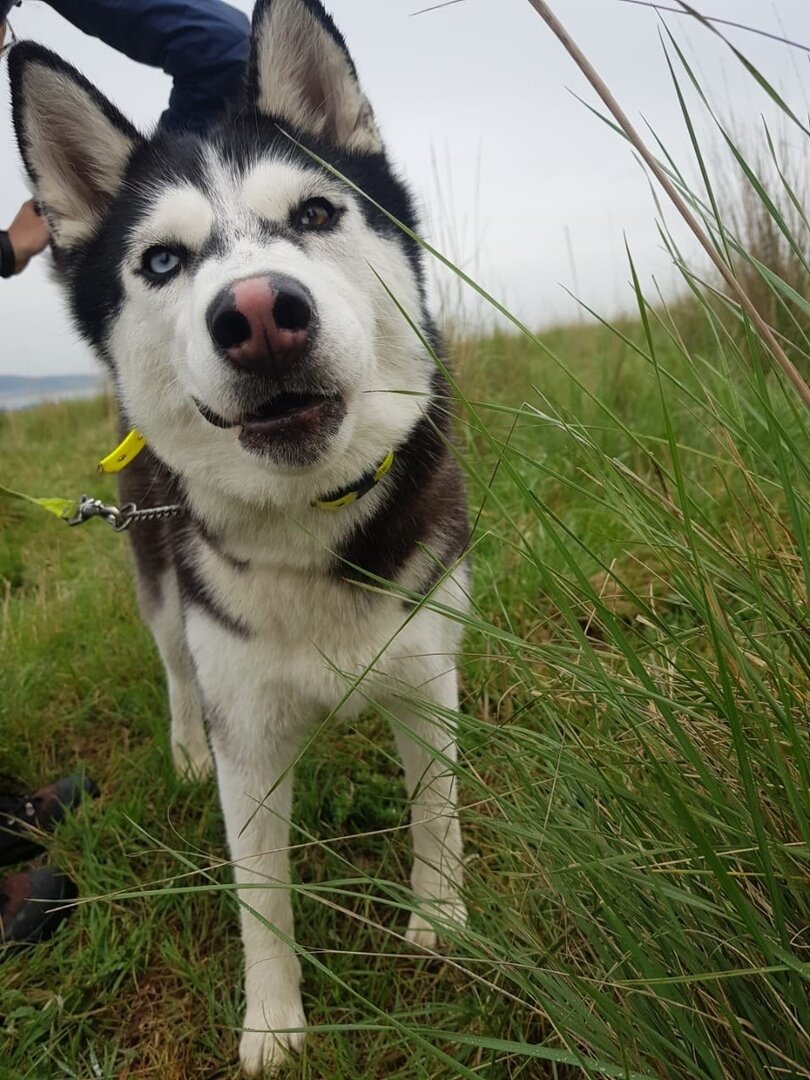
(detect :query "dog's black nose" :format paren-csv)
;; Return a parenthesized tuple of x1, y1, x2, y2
(207, 274, 313, 373)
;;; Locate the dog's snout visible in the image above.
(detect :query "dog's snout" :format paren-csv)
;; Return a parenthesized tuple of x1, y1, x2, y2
(206, 275, 313, 372)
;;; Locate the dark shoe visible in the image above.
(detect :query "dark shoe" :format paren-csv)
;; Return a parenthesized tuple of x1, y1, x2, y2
(0, 867, 78, 947)
(0, 774, 99, 866)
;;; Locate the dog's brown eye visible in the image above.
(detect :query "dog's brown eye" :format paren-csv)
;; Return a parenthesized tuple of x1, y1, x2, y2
(296, 198, 337, 230)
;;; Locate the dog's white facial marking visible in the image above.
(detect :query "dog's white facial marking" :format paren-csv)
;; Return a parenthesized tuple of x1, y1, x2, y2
(244, 158, 317, 222)
(242, 161, 330, 224)
(131, 184, 215, 253)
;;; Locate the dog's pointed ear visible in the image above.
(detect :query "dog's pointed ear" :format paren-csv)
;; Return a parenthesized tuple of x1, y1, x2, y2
(9, 44, 143, 250)
(248, 0, 384, 155)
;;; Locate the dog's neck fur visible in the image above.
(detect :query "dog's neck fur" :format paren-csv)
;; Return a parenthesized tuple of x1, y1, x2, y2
(179, 463, 390, 568)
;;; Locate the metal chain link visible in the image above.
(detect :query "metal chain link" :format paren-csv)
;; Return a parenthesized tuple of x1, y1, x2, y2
(67, 495, 183, 532)
(116, 502, 184, 529)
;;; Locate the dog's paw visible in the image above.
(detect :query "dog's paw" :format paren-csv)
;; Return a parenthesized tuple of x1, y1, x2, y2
(405, 895, 468, 952)
(239, 998, 307, 1076)
(171, 738, 214, 782)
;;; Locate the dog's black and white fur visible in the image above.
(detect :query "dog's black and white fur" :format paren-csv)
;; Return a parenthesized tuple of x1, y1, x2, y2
(10, 0, 468, 1071)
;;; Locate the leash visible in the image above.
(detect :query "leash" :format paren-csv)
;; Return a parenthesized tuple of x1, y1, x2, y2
(1, 427, 394, 530)
(66, 494, 184, 532)
(0, 429, 181, 531)
(0, 484, 183, 532)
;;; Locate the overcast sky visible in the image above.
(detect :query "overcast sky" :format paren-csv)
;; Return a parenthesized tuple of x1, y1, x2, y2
(1, 0, 807, 376)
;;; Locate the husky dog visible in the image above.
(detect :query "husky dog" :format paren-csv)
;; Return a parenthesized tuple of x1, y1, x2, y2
(10, 0, 468, 1072)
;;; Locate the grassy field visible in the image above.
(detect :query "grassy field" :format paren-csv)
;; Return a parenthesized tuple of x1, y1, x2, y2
(1, 296, 808, 1079)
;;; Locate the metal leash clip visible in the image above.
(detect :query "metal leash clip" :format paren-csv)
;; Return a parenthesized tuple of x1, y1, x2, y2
(66, 495, 183, 531)
(66, 495, 132, 531)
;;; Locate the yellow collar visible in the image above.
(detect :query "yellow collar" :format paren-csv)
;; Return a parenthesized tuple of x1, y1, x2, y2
(98, 429, 147, 473)
(100, 430, 394, 511)
(312, 448, 395, 511)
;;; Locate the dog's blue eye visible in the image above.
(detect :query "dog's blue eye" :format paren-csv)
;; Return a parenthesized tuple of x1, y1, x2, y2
(142, 246, 183, 280)
(151, 251, 179, 274)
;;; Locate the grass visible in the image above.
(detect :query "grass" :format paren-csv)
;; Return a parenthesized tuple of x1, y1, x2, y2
(1, 296, 808, 1080)
(2, 18, 810, 1080)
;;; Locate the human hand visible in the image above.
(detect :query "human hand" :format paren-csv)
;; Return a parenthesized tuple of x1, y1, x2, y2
(7, 199, 50, 273)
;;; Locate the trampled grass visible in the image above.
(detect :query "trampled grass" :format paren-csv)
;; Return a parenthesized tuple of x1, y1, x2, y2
(1, 293, 808, 1080)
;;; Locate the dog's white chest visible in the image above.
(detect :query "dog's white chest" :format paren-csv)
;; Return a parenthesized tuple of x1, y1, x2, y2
(182, 542, 417, 734)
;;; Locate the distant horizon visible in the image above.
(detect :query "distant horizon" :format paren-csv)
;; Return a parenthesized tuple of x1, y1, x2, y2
(0, 372, 104, 411)
(0, 372, 104, 386)
(0, 372, 103, 407)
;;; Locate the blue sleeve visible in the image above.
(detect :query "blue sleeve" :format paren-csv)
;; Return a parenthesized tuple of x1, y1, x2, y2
(47, 0, 250, 132)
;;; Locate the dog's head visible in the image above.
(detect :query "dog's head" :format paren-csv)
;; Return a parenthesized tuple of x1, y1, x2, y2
(10, 0, 436, 508)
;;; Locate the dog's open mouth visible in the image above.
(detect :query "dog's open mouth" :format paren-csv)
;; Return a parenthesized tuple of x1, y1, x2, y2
(195, 392, 347, 458)
(241, 391, 334, 429)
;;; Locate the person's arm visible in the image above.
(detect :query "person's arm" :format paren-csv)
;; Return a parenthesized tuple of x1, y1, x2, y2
(47, 0, 250, 132)
(0, 200, 50, 277)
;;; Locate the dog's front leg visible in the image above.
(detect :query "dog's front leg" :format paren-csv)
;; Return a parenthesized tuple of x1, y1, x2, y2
(387, 669, 468, 949)
(212, 733, 307, 1076)
(137, 571, 213, 780)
